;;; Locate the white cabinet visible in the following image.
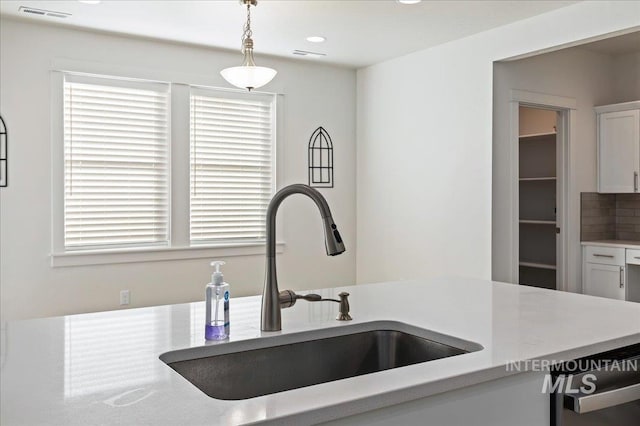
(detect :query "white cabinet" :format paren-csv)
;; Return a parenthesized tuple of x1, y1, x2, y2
(582, 245, 626, 300)
(626, 249, 640, 265)
(596, 102, 640, 193)
(583, 245, 625, 300)
(584, 263, 625, 300)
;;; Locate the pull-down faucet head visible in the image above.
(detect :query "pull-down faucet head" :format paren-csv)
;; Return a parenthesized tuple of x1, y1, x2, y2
(261, 184, 345, 331)
(323, 217, 345, 256)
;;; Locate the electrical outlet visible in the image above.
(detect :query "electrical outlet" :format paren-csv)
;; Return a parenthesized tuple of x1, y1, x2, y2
(120, 290, 130, 306)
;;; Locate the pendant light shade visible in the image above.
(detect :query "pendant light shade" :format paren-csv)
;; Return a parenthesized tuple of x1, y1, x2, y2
(221, 0, 277, 91)
(220, 66, 277, 91)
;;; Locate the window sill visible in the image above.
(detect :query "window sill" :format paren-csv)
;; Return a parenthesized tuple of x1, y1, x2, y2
(50, 242, 285, 268)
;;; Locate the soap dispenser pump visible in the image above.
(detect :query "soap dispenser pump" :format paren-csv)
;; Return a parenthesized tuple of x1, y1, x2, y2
(205, 261, 230, 340)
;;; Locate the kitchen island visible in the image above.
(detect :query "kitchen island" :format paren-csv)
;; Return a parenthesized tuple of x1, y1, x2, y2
(2, 277, 640, 425)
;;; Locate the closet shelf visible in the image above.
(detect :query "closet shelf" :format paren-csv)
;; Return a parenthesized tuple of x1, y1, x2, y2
(519, 132, 557, 139)
(519, 220, 556, 225)
(519, 261, 557, 270)
(519, 177, 557, 181)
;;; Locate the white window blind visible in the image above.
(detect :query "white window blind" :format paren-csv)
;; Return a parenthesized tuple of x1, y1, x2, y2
(190, 89, 275, 244)
(63, 74, 170, 249)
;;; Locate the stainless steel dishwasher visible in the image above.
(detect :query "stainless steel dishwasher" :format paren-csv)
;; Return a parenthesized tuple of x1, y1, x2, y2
(550, 344, 640, 425)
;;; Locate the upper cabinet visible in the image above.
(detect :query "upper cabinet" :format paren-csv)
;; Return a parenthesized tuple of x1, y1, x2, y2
(596, 101, 640, 193)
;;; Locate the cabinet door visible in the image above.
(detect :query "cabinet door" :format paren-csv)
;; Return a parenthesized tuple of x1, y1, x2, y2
(584, 263, 625, 300)
(598, 109, 640, 193)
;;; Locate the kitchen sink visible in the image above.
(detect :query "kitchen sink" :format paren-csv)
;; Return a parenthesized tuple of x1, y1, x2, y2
(160, 321, 482, 400)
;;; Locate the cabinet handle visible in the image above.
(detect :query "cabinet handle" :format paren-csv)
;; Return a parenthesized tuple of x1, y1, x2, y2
(593, 254, 614, 258)
(635, 172, 638, 192)
(566, 382, 640, 414)
(620, 267, 625, 288)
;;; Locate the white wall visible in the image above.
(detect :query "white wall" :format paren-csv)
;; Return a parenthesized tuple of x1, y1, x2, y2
(613, 52, 640, 102)
(0, 18, 357, 320)
(356, 1, 640, 284)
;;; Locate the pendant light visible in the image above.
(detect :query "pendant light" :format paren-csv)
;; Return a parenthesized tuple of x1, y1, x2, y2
(220, 0, 277, 91)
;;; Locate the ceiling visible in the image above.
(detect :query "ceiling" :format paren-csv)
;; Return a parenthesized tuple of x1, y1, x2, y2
(0, 0, 579, 68)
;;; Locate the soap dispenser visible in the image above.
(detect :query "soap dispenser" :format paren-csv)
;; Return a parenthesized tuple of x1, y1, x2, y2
(205, 261, 230, 340)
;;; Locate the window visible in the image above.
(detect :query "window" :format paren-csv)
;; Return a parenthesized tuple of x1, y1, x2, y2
(63, 74, 170, 249)
(190, 88, 275, 244)
(53, 70, 279, 264)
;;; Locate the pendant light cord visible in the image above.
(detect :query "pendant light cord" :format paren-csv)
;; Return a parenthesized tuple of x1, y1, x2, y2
(242, 4, 252, 52)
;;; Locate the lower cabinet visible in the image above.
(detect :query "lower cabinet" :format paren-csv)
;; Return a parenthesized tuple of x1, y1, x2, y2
(582, 245, 626, 300)
(583, 263, 625, 300)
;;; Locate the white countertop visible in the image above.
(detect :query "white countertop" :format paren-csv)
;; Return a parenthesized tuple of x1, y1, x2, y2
(2, 278, 640, 425)
(581, 240, 640, 249)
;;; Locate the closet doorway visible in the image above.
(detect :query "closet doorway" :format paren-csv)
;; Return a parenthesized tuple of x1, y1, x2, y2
(516, 105, 567, 290)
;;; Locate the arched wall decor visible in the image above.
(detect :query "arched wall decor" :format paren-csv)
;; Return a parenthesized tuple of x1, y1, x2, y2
(0, 115, 7, 187)
(308, 126, 334, 188)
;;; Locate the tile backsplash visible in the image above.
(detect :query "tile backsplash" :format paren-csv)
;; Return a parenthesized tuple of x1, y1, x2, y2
(581, 193, 640, 241)
(615, 194, 640, 240)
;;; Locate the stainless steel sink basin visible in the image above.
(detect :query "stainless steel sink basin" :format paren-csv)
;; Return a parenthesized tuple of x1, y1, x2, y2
(160, 321, 482, 400)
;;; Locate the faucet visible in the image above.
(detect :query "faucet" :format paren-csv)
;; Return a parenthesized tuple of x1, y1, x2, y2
(261, 184, 348, 331)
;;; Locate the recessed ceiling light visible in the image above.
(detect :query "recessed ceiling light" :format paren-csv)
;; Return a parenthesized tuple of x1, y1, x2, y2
(78, 0, 101, 4)
(306, 36, 326, 43)
(397, 0, 422, 4)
